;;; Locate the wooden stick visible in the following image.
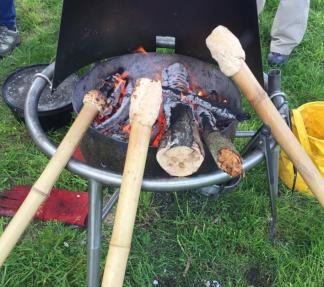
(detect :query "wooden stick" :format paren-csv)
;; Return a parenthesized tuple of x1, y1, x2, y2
(157, 104, 205, 176)
(0, 90, 106, 266)
(206, 26, 324, 207)
(101, 78, 162, 287)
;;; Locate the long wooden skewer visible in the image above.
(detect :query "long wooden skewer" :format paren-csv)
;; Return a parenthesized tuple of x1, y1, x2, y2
(0, 90, 106, 266)
(206, 26, 324, 207)
(101, 78, 162, 287)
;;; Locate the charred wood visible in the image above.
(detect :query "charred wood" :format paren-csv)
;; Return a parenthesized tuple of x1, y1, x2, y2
(157, 104, 205, 176)
(201, 112, 243, 177)
(94, 83, 133, 131)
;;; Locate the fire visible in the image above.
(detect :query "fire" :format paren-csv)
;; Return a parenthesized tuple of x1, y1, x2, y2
(113, 71, 130, 104)
(135, 46, 148, 55)
(120, 71, 129, 79)
(151, 109, 166, 147)
(122, 124, 131, 133)
(197, 89, 206, 97)
(113, 72, 128, 87)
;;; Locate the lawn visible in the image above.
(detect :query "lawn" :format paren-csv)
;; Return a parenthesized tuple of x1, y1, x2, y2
(0, 0, 324, 286)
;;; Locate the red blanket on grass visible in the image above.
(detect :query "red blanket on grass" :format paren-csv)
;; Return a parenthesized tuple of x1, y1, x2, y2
(0, 147, 88, 227)
(0, 186, 88, 227)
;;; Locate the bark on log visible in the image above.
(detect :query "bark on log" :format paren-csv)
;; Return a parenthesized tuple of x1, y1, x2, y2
(156, 104, 205, 176)
(202, 113, 242, 176)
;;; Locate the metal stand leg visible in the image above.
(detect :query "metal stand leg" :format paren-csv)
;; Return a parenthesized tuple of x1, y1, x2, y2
(262, 126, 278, 241)
(102, 188, 119, 221)
(271, 145, 280, 197)
(242, 124, 278, 240)
(87, 179, 103, 287)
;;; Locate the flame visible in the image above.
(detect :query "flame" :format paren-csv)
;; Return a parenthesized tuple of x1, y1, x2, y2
(120, 71, 129, 79)
(154, 72, 161, 82)
(197, 89, 206, 97)
(135, 46, 148, 55)
(113, 72, 127, 87)
(112, 71, 129, 104)
(122, 124, 131, 133)
(151, 109, 166, 147)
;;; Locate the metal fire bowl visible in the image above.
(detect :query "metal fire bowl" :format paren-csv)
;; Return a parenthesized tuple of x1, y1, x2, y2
(73, 53, 242, 178)
(25, 63, 274, 192)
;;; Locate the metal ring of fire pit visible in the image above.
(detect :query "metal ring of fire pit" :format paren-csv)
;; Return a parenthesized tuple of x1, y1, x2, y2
(25, 63, 275, 191)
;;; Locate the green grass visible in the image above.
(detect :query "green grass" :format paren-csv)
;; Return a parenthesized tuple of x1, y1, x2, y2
(1, 0, 324, 286)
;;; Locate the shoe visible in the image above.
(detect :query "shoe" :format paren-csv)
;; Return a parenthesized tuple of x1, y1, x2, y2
(0, 26, 20, 57)
(267, 52, 289, 65)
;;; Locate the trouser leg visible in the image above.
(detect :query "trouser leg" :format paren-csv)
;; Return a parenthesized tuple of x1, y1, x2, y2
(270, 0, 310, 55)
(256, 0, 266, 15)
(0, 0, 16, 29)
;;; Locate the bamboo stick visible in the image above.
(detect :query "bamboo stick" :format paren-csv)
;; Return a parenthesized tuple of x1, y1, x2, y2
(0, 90, 106, 266)
(101, 78, 162, 287)
(206, 26, 324, 207)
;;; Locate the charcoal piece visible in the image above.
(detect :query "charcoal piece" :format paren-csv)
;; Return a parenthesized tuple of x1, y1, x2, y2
(94, 82, 133, 130)
(161, 62, 189, 129)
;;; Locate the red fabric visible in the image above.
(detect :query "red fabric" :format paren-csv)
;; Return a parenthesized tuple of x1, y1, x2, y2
(0, 186, 88, 227)
(73, 146, 85, 162)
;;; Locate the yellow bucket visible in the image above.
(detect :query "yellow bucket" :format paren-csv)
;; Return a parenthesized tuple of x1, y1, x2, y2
(279, 101, 324, 195)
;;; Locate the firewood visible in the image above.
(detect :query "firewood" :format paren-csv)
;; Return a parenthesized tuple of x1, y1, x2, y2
(157, 104, 205, 176)
(204, 130, 242, 177)
(94, 83, 133, 131)
(202, 112, 242, 177)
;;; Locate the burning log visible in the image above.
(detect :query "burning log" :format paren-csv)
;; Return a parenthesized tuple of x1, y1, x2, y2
(157, 62, 243, 177)
(89, 61, 247, 177)
(156, 103, 205, 176)
(94, 83, 133, 131)
(157, 63, 206, 176)
(201, 112, 242, 176)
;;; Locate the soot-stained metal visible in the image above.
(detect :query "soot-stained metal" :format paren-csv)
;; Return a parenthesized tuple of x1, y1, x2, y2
(53, 0, 263, 88)
(73, 53, 245, 177)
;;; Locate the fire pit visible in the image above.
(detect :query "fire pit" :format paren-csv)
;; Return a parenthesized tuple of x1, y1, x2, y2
(25, 62, 283, 287)
(73, 53, 247, 178)
(23, 0, 286, 286)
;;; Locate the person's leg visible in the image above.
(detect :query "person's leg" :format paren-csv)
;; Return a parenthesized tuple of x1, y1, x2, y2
(0, 0, 17, 30)
(270, 0, 310, 56)
(0, 0, 19, 56)
(256, 0, 266, 15)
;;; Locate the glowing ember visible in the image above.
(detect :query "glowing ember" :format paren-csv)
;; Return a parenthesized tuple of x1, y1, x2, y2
(92, 62, 246, 147)
(197, 89, 206, 97)
(151, 109, 166, 147)
(122, 124, 131, 133)
(135, 46, 148, 55)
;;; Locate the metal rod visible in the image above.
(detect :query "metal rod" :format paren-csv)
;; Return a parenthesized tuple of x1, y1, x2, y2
(271, 145, 280, 197)
(102, 188, 119, 221)
(25, 63, 275, 191)
(268, 69, 281, 95)
(235, 131, 256, 138)
(87, 179, 102, 287)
